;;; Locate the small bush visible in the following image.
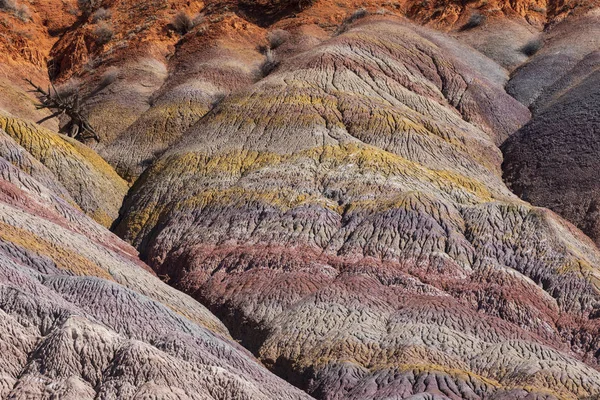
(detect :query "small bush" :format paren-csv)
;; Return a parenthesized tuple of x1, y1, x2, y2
(93, 21, 113, 45)
(297, 0, 317, 8)
(267, 29, 290, 50)
(99, 68, 119, 88)
(336, 8, 369, 34)
(0, 0, 16, 10)
(0, 0, 31, 21)
(346, 8, 368, 23)
(256, 44, 268, 55)
(461, 12, 485, 30)
(91, 7, 111, 22)
(260, 49, 279, 77)
(530, 5, 546, 13)
(521, 38, 542, 56)
(55, 79, 81, 99)
(240, 0, 316, 12)
(14, 3, 30, 21)
(78, 0, 100, 17)
(193, 13, 205, 26)
(170, 11, 194, 35)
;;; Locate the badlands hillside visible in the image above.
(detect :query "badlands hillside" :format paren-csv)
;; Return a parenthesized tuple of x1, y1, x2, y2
(0, 0, 600, 399)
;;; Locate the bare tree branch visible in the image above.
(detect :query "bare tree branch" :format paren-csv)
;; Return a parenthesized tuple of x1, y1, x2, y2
(25, 78, 100, 142)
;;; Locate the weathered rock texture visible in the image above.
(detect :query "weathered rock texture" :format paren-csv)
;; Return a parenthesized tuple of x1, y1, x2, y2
(100, 15, 266, 181)
(5, 0, 593, 182)
(502, 9, 600, 246)
(115, 17, 600, 400)
(506, 9, 600, 108)
(0, 127, 314, 399)
(3, 0, 600, 399)
(0, 113, 128, 226)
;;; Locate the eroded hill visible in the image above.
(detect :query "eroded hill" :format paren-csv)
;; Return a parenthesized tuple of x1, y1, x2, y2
(1, 0, 600, 399)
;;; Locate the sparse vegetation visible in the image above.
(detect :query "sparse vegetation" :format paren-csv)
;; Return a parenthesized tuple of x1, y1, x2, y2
(0, 0, 16, 10)
(91, 7, 111, 22)
(267, 29, 290, 50)
(337, 8, 369, 34)
(98, 68, 119, 88)
(297, 0, 317, 8)
(461, 12, 485, 30)
(240, 0, 317, 12)
(257, 30, 287, 75)
(0, 0, 31, 22)
(170, 11, 195, 35)
(13, 3, 29, 21)
(25, 78, 100, 142)
(346, 8, 368, 23)
(521, 38, 543, 56)
(92, 21, 113, 45)
(193, 14, 205, 26)
(77, 0, 100, 17)
(55, 79, 81, 99)
(383, 1, 401, 9)
(260, 48, 280, 77)
(530, 5, 546, 13)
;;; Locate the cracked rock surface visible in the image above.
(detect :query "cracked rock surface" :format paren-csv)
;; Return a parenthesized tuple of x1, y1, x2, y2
(1, 0, 600, 399)
(502, 9, 600, 247)
(0, 113, 128, 227)
(0, 128, 313, 399)
(115, 17, 600, 400)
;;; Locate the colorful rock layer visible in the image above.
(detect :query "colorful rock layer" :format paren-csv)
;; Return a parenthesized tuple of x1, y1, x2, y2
(0, 126, 313, 399)
(0, 112, 128, 226)
(115, 17, 600, 399)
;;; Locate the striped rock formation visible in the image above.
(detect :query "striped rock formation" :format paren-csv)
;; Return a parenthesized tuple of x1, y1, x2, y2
(0, 112, 128, 226)
(502, 9, 600, 245)
(2, 0, 600, 399)
(6, 0, 587, 183)
(0, 126, 313, 399)
(99, 14, 266, 181)
(115, 16, 600, 400)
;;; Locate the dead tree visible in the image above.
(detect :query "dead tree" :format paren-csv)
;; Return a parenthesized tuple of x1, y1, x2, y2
(25, 78, 100, 142)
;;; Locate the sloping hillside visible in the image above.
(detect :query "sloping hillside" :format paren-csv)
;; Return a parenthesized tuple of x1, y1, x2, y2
(502, 9, 600, 246)
(114, 17, 600, 400)
(1, 0, 600, 399)
(0, 126, 313, 398)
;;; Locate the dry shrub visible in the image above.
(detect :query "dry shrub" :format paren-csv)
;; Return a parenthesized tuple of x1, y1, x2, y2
(461, 12, 485, 30)
(267, 29, 290, 49)
(170, 11, 194, 35)
(337, 8, 369, 34)
(521, 38, 543, 56)
(92, 7, 111, 22)
(260, 48, 280, 77)
(99, 68, 119, 88)
(93, 21, 113, 45)
(0, 0, 31, 21)
(77, 0, 100, 17)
